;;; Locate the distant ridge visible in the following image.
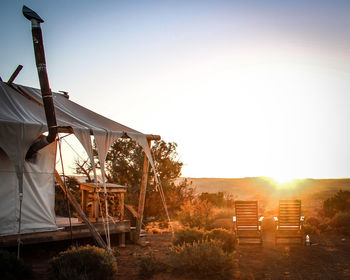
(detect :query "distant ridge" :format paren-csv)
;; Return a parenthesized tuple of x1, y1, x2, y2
(177, 177, 350, 201)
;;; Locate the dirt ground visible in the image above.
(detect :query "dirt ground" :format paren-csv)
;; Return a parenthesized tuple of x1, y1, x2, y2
(15, 229, 350, 280)
(116, 231, 350, 280)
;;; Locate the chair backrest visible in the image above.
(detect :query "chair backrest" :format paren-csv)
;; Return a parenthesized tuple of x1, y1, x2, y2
(235, 201, 258, 228)
(278, 200, 301, 228)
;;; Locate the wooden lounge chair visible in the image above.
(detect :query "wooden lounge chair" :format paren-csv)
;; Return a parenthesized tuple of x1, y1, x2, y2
(274, 200, 304, 244)
(233, 200, 264, 244)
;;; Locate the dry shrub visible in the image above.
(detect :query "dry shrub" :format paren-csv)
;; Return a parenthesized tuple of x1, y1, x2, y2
(173, 227, 236, 253)
(213, 208, 235, 220)
(173, 227, 205, 245)
(151, 228, 162, 234)
(323, 190, 350, 218)
(138, 250, 166, 278)
(304, 217, 321, 235)
(177, 199, 214, 229)
(306, 217, 321, 228)
(159, 220, 169, 229)
(50, 245, 117, 280)
(329, 212, 350, 235)
(0, 250, 33, 280)
(170, 240, 234, 279)
(206, 228, 236, 253)
(207, 218, 233, 230)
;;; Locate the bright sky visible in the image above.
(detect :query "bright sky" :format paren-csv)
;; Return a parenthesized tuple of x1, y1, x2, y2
(2, 0, 350, 180)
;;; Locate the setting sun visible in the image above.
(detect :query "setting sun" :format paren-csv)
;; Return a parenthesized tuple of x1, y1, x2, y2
(272, 175, 297, 185)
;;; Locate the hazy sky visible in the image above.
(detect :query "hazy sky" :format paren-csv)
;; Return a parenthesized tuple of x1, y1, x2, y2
(2, 0, 350, 180)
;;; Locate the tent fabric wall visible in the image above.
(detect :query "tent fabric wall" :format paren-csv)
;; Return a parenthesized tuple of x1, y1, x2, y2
(0, 142, 57, 236)
(0, 81, 156, 236)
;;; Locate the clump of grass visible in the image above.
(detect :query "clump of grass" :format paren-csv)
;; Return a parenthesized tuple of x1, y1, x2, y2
(50, 245, 117, 280)
(138, 250, 166, 278)
(0, 250, 33, 280)
(170, 240, 235, 279)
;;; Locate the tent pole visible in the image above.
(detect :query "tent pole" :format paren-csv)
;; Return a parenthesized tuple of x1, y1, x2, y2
(135, 139, 152, 243)
(17, 193, 23, 259)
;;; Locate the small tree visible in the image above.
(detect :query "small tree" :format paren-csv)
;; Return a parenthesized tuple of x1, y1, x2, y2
(75, 139, 193, 219)
(55, 176, 80, 217)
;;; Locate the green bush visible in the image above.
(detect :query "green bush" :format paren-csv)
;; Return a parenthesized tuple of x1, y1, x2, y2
(206, 228, 236, 253)
(50, 245, 117, 280)
(330, 211, 350, 235)
(0, 250, 33, 280)
(173, 227, 205, 246)
(170, 240, 234, 279)
(138, 250, 166, 278)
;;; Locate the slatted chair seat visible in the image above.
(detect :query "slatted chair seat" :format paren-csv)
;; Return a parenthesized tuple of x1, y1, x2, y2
(233, 201, 263, 244)
(274, 200, 304, 244)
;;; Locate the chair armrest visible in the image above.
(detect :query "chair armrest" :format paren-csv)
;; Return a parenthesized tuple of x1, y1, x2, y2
(274, 216, 278, 230)
(232, 216, 237, 232)
(258, 216, 264, 231)
(300, 216, 305, 230)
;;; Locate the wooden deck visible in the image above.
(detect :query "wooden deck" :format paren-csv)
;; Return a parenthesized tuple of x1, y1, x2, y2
(0, 217, 130, 247)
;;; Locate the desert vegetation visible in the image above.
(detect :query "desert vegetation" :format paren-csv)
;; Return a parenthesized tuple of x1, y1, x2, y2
(303, 190, 350, 236)
(43, 140, 350, 279)
(50, 245, 117, 280)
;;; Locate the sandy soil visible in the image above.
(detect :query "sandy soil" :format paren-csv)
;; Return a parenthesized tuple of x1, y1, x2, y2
(16, 230, 350, 280)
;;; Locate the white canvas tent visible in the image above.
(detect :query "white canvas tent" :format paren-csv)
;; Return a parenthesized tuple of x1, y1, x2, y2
(0, 81, 155, 236)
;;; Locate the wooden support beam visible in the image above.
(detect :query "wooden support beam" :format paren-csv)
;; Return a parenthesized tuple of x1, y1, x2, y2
(146, 134, 161, 141)
(135, 139, 152, 243)
(7, 65, 23, 85)
(55, 170, 108, 251)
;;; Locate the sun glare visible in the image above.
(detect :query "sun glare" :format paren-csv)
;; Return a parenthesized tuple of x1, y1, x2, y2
(272, 175, 296, 185)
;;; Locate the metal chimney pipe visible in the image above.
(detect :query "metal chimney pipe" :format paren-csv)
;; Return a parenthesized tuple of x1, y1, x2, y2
(23, 6, 58, 159)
